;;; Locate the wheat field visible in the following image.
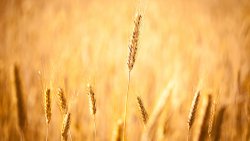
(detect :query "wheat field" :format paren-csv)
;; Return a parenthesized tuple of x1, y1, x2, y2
(0, 0, 250, 140)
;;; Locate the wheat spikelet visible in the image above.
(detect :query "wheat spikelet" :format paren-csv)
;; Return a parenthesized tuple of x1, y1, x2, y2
(112, 119, 123, 141)
(188, 90, 200, 131)
(12, 64, 27, 133)
(127, 13, 142, 71)
(57, 88, 67, 115)
(196, 94, 212, 141)
(61, 113, 71, 141)
(137, 96, 149, 125)
(87, 84, 96, 116)
(87, 83, 97, 141)
(44, 88, 51, 124)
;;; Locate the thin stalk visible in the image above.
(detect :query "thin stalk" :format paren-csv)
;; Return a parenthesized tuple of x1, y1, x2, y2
(46, 123, 49, 141)
(93, 115, 97, 141)
(123, 71, 131, 141)
(69, 129, 72, 141)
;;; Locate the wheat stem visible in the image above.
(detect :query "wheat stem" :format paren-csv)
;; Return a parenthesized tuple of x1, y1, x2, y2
(123, 71, 131, 141)
(93, 115, 97, 141)
(46, 123, 49, 141)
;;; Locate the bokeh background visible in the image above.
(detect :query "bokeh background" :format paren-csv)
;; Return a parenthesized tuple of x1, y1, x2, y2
(0, 0, 250, 140)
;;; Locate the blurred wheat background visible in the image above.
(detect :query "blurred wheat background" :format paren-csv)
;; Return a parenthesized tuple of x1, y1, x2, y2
(0, 0, 250, 140)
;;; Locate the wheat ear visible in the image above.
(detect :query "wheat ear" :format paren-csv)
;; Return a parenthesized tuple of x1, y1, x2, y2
(123, 12, 142, 141)
(61, 113, 71, 141)
(44, 88, 51, 141)
(57, 88, 68, 115)
(188, 90, 200, 131)
(87, 84, 97, 141)
(137, 96, 149, 125)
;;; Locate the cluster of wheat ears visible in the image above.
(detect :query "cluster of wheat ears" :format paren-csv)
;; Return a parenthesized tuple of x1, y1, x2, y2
(10, 10, 236, 141)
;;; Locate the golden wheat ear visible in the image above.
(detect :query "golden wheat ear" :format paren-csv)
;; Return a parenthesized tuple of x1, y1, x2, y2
(137, 96, 149, 125)
(57, 88, 68, 115)
(87, 83, 97, 141)
(127, 13, 142, 71)
(188, 90, 200, 131)
(61, 113, 71, 141)
(87, 84, 96, 116)
(44, 88, 51, 124)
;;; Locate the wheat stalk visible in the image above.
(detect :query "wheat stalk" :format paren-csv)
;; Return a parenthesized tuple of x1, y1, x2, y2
(61, 113, 71, 141)
(87, 83, 97, 141)
(57, 88, 68, 115)
(137, 96, 149, 125)
(123, 12, 142, 141)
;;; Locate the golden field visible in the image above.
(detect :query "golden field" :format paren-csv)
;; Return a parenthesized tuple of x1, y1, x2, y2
(0, 0, 250, 140)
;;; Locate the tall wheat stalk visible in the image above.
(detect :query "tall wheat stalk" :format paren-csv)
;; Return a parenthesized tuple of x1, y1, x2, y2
(123, 12, 142, 141)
